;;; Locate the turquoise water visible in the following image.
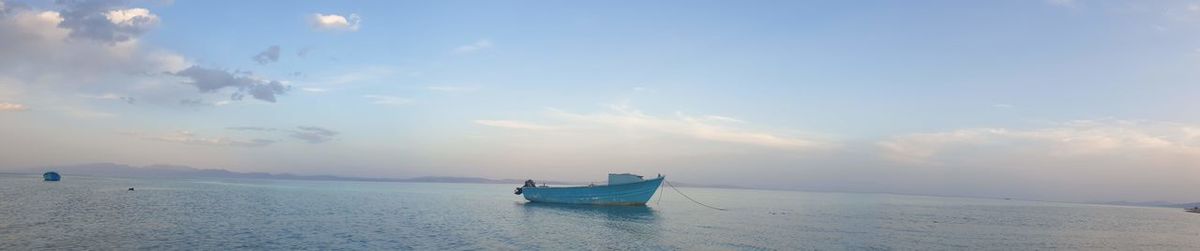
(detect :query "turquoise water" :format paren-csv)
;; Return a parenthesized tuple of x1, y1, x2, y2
(2, 174, 1199, 250)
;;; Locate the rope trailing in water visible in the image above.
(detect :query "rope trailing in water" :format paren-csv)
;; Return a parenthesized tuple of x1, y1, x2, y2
(664, 180, 726, 211)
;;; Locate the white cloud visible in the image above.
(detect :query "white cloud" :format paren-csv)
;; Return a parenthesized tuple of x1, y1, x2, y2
(311, 13, 360, 31)
(147, 51, 190, 73)
(363, 95, 412, 106)
(104, 8, 159, 29)
(0, 4, 223, 109)
(0, 102, 29, 112)
(631, 87, 657, 94)
(562, 104, 827, 149)
(56, 106, 117, 118)
(322, 66, 395, 85)
(227, 126, 339, 144)
(427, 86, 479, 92)
(79, 93, 119, 99)
(300, 87, 328, 92)
(486, 104, 831, 151)
(992, 103, 1014, 109)
(700, 115, 745, 123)
(79, 93, 136, 104)
(874, 120, 1200, 201)
(291, 126, 339, 143)
(131, 130, 275, 147)
(453, 39, 493, 54)
(50, 1, 161, 44)
(475, 120, 558, 130)
(878, 120, 1200, 164)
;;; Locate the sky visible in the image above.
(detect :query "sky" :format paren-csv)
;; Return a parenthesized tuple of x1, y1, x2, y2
(1, 0, 1199, 202)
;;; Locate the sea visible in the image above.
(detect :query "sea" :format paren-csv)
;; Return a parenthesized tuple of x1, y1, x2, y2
(2, 173, 1198, 250)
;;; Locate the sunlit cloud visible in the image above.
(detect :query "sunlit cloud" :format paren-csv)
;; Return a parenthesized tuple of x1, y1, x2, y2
(291, 126, 339, 143)
(698, 115, 745, 123)
(311, 13, 360, 31)
(178, 99, 233, 107)
(872, 120, 1200, 201)
(103, 8, 159, 28)
(227, 126, 340, 144)
(481, 104, 832, 151)
(475, 120, 559, 130)
(59, 2, 160, 44)
(878, 120, 1200, 164)
(0, 2, 262, 108)
(559, 104, 829, 150)
(0, 102, 29, 112)
(127, 130, 275, 147)
(79, 93, 135, 104)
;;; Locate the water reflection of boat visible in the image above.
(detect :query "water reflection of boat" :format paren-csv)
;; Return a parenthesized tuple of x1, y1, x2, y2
(516, 201, 662, 244)
(519, 202, 657, 222)
(515, 173, 664, 205)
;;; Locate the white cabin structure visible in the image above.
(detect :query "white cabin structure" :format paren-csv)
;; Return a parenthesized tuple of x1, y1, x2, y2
(607, 173, 644, 185)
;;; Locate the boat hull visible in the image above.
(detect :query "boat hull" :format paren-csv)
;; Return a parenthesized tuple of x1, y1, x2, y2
(521, 177, 664, 205)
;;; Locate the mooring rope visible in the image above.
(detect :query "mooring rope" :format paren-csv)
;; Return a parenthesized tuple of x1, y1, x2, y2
(655, 180, 664, 206)
(664, 180, 726, 211)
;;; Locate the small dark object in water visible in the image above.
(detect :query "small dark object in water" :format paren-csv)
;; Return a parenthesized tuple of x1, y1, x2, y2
(43, 172, 61, 181)
(128, 187, 135, 191)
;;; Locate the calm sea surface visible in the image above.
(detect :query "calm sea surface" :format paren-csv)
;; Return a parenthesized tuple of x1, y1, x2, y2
(2, 174, 1198, 250)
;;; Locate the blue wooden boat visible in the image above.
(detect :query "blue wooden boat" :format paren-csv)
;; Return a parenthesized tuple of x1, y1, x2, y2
(43, 171, 61, 181)
(515, 173, 664, 205)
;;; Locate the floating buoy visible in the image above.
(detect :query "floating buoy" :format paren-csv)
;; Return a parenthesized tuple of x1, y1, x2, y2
(43, 172, 61, 181)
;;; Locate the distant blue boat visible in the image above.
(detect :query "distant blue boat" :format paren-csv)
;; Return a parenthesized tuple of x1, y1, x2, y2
(43, 171, 61, 181)
(515, 173, 664, 205)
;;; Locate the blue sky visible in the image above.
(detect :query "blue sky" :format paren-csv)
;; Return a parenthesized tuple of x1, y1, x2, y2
(1, 0, 1199, 202)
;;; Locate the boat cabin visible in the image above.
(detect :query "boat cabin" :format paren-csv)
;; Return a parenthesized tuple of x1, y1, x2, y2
(608, 173, 644, 185)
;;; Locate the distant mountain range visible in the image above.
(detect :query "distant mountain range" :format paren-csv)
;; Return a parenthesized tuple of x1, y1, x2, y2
(13, 163, 745, 189)
(1088, 200, 1200, 209)
(1163, 202, 1200, 209)
(14, 163, 546, 184)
